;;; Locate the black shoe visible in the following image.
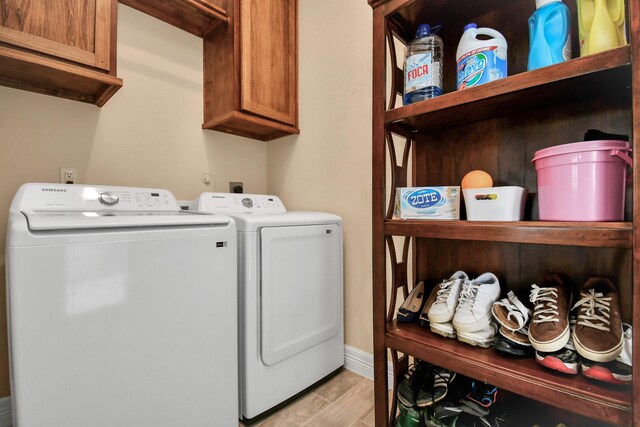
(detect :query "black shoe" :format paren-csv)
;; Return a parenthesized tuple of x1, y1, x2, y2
(492, 335, 534, 358)
(398, 282, 427, 323)
(397, 360, 430, 407)
(416, 366, 456, 407)
(460, 381, 497, 415)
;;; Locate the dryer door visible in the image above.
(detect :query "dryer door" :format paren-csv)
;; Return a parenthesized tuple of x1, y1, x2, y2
(260, 224, 342, 366)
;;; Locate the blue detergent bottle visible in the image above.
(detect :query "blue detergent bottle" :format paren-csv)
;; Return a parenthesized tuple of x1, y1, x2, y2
(528, 0, 571, 70)
(403, 24, 443, 105)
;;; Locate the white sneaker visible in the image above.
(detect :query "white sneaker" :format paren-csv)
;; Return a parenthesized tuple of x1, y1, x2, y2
(428, 271, 469, 323)
(430, 321, 456, 339)
(453, 273, 501, 333)
(457, 322, 497, 348)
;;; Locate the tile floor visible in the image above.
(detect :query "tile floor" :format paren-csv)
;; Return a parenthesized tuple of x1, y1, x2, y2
(238, 369, 375, 427)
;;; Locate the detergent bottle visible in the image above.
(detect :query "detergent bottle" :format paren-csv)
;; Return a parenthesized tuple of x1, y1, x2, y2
(528, 0, 571, 70)
(577, 0, 626, 56)
(456, 23, 508, 90)
(403, 24, 444, 105)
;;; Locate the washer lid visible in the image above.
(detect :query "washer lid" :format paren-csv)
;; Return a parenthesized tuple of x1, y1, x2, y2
(225, 211, 342, 232)
(22, 210, 229, 230)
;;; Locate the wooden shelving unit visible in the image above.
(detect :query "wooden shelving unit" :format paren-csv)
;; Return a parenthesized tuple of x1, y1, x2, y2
(369, 0, 639, 426)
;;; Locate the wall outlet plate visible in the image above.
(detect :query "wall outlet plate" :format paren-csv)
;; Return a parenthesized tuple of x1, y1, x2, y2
(59, 168, 77, 184)
(229, 181, 243, 193)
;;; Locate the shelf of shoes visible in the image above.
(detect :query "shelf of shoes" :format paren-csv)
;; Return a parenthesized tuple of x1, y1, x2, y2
(387, 320, 631, 426)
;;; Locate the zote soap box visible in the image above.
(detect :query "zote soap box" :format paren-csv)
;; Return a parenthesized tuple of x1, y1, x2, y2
(462, 186, 527, 221)
(396, 187, 460, 220)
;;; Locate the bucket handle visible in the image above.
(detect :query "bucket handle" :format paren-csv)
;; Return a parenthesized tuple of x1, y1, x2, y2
(611, 150, 633, 182)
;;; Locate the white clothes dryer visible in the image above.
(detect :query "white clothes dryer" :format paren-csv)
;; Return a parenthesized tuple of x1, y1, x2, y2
(6, 184, 238, 427)
(194, 192, 344, 420)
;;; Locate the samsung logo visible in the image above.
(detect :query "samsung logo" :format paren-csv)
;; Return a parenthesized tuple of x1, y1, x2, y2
(41, 188, 67, 192)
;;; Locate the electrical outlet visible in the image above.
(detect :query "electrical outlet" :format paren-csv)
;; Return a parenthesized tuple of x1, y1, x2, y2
(59, 168, 77, 184)
(229, 181, 243, 193)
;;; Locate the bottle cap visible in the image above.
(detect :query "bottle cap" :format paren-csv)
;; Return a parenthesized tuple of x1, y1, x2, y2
(463, 23, 477, 32)
(536, 0, 560, 8)
(416, 24, 431, 38)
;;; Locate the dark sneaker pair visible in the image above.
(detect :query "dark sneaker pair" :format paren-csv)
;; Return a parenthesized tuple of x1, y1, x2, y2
(397, 361, 430, 407)
(398, 361, 456, 408)
(535, 319, 580, 375)
(416, 366, 456, 408)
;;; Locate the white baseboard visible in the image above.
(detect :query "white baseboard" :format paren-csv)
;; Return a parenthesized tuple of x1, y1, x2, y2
(0, 397, 12, 427)
(344, 345, 394, 387)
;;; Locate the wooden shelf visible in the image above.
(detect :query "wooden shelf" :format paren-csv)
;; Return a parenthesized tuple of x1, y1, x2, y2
(119, 0, 228, 37)
(387, 321, 632, 427)
(0, 46, 122, 107)
(385, 46, 631, 134)
(385, 219, 632, 248)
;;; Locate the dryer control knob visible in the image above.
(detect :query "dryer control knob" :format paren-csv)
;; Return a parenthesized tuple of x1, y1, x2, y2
(99, 191, 119, 206)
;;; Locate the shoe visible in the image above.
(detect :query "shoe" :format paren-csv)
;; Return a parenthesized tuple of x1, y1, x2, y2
(397, 361, 430, 407)
(572, 277, 623, 362)
(535, 316, 579, 375)
(433, 401, 463, 420)
(424, 406, 460, 427)
(428, 271, 469, 323)
(491, 290, 530, 332)
(535, 348, 580, 375)
(453, 273, 501, 333)
(581, 323, 632, 385)
(419, 281, 439, 328)
(398, 281, 426, 323)
(457, 322, 497, 348)
(498, 325, 530, 346)
(431, 321, 457, 339)
(492, 335, 534, 357)
(459, 381, 497, 417)
(528, 274, 573, 352)
(416, 365, 456, 407)
(396, 401, 421, 427)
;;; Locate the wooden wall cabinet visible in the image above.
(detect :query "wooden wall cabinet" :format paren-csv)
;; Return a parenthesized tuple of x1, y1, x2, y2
(203, 0, 299, 141)
(370, 0, 638, 426)
(0, 0, 122, 106)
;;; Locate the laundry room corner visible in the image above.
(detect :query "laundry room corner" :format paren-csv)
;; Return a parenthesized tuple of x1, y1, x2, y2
(267, 0, 374, 358)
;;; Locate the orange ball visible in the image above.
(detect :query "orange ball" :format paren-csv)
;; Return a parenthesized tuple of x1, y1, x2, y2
(461, 170, 493, 189)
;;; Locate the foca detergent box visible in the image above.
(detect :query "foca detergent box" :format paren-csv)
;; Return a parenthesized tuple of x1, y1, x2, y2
(395, 187, 460, 219)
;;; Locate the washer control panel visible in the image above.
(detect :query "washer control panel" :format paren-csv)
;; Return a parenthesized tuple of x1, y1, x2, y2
(18, 184, 178, 211)
(196, 192, 286, 213)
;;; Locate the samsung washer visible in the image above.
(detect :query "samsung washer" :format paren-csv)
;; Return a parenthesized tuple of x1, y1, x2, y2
(194, 192, 344, 419)
(6, 184, 238, 427)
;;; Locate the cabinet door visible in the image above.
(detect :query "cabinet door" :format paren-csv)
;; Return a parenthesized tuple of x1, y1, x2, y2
(240, 0, 297, 126)
(0, 0, 112, 71)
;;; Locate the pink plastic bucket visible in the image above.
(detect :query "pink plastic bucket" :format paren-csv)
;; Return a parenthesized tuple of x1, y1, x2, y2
(532, 140, 632, 221)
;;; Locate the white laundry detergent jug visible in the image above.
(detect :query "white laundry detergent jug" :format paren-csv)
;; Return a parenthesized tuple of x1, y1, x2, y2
(456, 23, 508, 90)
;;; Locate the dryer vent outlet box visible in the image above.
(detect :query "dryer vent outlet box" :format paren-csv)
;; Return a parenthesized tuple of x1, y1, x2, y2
(229, 182, 244, 193)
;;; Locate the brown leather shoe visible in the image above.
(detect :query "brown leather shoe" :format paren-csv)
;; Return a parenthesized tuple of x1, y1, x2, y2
(572, 277, 623, 363)
(528, 274, 573, 352)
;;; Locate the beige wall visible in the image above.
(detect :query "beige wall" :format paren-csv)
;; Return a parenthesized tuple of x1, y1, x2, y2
(0, 5, 268, 396)
(268, 1, 373, 353)
(0, 0, 374, 399)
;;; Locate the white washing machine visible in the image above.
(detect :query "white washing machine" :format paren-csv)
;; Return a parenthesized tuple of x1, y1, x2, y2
(6, 184, 238, 427)
(194, 192, 344, 419)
